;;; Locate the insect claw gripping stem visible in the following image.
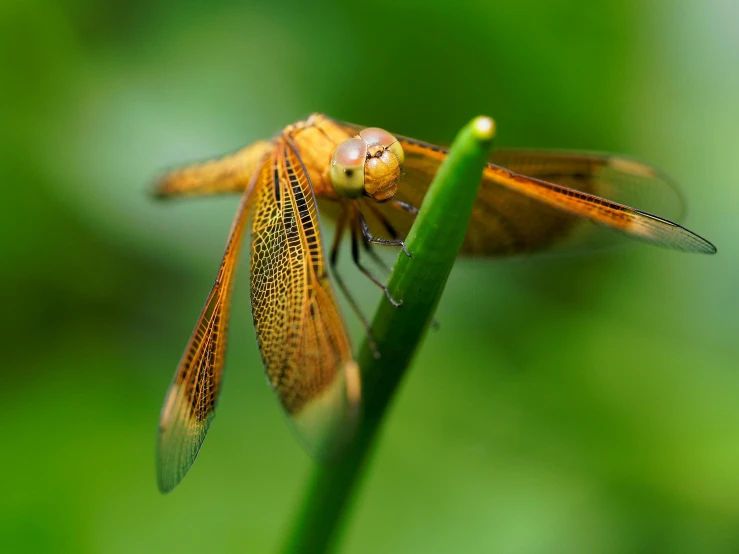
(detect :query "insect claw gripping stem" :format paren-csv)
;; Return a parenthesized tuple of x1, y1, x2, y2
(400, 241, 412, 258)
(383, 287, 403, 308)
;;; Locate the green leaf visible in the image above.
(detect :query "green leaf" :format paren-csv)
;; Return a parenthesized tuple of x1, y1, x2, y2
(281, 116, 496, 554)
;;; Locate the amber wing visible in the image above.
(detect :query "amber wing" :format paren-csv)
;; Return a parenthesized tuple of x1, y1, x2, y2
(154, 141, 274, 198)
(250, 138, 361, 458)
(156, 160, 265, 492)
(336, 120, 714, 256)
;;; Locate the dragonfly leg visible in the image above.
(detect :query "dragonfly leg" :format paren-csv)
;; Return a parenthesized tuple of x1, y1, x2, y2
(351, 213, 403, 308)
(358, 206, 411, 258)
(329, 205, 380, 359)
(360, 236, 392, 276)
(386, 198, 419, 215)
(362, 200, 443, 327)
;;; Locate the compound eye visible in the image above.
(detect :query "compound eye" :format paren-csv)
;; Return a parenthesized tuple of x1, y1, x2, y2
(358, 127, 404, 166)
(330, 138, 367, 198)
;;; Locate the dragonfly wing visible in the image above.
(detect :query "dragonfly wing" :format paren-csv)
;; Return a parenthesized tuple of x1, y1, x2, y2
(250, 139, 360, 459)
(354, 128, 714, 256)
(154, 141, 274, 198)
(157, 155, 267, 493)
(472, 156, 715, 254)
(488, 150, 686, 221)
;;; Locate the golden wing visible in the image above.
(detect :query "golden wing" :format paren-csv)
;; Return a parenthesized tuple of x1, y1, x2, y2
(156, 158, 266, 493)
(250, 138, 361, 458)
(154, 141, 274, 198)
(487, 149, 686, 220)
(335, 120, 715, 256)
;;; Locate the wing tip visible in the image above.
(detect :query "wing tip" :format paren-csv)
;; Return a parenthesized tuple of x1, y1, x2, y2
(638, 211, 717, 254)
(156, 418, 212, 494)
(156, 383, 215, 493)
(151, 172, 184, 200)
(289, 360, 362, 461)
(694, 236, 717, 255)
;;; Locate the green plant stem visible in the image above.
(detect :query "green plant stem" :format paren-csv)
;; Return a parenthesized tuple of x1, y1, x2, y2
(281, 116, 496, 554)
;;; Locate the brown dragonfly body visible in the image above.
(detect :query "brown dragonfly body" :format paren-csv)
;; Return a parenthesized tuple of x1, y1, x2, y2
(155, 113, 715, 492)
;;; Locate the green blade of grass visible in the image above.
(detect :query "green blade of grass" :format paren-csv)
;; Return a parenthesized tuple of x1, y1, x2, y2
(281, 116, 496, 554)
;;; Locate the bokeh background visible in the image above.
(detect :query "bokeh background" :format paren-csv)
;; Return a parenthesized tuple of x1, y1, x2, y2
(2, 0, 738, 552)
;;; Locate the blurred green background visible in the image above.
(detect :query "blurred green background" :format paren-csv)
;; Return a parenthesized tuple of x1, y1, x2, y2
(2, 0, 738, 552)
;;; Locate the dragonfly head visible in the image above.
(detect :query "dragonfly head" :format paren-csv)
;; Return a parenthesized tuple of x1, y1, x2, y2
(330, 127, 405, 201)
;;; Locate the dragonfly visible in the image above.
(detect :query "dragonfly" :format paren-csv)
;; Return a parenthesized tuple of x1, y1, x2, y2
(154, 113, 716, 493)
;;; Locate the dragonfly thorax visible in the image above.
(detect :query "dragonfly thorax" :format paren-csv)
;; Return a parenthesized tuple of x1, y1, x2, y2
(329, 127, 405, 201)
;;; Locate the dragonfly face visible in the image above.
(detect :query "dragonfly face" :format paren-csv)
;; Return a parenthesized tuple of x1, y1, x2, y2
(330, 127, 406, 200)
(154, 113, 715, 493)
